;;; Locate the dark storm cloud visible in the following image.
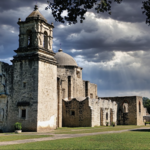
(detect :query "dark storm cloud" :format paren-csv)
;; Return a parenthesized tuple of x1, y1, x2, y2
(0, 0, 150, 97)
(0, 0, 47, 12)
(89, 0, 146, 23)
(80, 51, 150, 94)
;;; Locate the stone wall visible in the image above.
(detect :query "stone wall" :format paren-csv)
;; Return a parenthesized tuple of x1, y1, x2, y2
(89, 98, 117, 127)
(62, 97, 117, 127)
(37, 61, 57, 131)
(136, 96, 146, 125)
(101, 96, 146, 125)
(0, 62, 13, 132)
(62, 98, 91, 127)
(57, 66, 76, 100)
(8, 60, 39, 131)
(89, 83, 97, 99)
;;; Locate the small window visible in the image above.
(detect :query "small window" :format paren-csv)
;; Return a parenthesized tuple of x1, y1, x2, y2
(43, 31, 48, 49)
(23, 82, 26, 88)
(26, 30, 32, 47)
(71, 111, 75, 116)
(21, 109, 26, 118)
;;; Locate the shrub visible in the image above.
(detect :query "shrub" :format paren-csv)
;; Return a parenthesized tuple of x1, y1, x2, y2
(112, 122, 115, 126)
(106, 122, 109, 126)
(14, 122, 22, 130)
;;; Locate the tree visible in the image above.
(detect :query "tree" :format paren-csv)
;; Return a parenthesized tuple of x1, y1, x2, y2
(143, 97, 150, 114)
(45, 0, 122, 24)
(142, 0, 150, 26)
(45, 0, 150, 25)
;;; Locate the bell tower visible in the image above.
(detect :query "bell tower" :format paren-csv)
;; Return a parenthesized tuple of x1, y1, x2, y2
(9, 5, 58, 132)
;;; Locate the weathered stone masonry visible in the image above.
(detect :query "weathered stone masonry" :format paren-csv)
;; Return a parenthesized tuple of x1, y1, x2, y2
(0, 5, 148, 132)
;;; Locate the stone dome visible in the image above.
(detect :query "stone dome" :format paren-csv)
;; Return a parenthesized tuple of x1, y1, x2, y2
(26, 5, 47, 22)
(55, 49, 78, 67)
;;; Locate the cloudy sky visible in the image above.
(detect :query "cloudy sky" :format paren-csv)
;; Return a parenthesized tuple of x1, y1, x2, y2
(0, 0, 150, 98)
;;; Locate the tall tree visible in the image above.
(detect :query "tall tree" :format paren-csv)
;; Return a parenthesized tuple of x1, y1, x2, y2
(143, 97, 150, 114)
(45, 0, 150, 25)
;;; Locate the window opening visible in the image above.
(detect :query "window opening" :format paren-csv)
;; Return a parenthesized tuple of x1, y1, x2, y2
(106, 112, 108, 120)
(139, 102, 141, 113)
(21, 109, 26, 118)
(123, 106, 126, 113)
(43, 31, 48, 49)
(71, 110, 75, 116)
(27, 30, 32, 47)
(23, 82, 26, 88)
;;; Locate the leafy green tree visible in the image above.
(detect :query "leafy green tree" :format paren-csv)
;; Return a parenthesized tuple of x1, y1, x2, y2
(143, 97, 150, 114)
(45, 0, 150, 25)
(45, 0, 122, 24)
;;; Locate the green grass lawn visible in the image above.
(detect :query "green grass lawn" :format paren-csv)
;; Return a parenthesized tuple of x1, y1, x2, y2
(0, 130, 150, 149)
(0, 135, 52, 142)
(53, 125, 146, 134)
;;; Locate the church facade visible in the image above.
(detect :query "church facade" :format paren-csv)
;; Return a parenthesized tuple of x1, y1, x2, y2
(0, 6, 147, 132)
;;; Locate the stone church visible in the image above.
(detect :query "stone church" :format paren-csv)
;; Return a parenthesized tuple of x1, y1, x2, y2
(0, 6, 147, 132)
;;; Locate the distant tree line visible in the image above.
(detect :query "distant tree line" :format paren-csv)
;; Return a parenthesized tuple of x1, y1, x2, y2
(143, 97, 150, 114)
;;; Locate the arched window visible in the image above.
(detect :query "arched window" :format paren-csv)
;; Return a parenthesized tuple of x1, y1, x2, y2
(123, 106, 126, 113)
(106, 112, 108, 120)
(26, 30, 32, 47)
(139, 102, 141, 113)
(43, 31, 48, 49)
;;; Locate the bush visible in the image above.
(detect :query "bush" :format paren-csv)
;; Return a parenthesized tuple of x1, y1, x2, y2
(14, 122, 22, 130)
(112, 122, 115, 126)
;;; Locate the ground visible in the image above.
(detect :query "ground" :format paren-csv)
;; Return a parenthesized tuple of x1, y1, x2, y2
(0, 125, 150, 149)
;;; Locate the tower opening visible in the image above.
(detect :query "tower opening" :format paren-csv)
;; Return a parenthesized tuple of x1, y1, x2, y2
(44, 31, 48, 49)
(26, 30, 32, 47)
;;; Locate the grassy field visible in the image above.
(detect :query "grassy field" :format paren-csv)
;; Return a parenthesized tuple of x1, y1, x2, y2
(53, 125, 146, 134)
(0, 130, 150, 149)
(0, 135, 52, 142)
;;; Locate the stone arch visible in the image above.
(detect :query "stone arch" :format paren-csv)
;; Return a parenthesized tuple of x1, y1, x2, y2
(43, 31, 48, 49)
(122, 102, 128, 113)
(26, 30, 32, 47)
(123, 105, 126, 113)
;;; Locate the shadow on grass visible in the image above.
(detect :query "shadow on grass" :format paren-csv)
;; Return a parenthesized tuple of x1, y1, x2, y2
(130, 129, 150, 132)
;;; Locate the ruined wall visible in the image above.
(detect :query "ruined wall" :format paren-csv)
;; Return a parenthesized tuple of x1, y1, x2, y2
(75, 68, 85, 98)
(0, 62, 13, 132)
(101, 96, 138, 125)
(62, 98, 117, 127)
(62, 99, 91, 127)
(136, 96, 145, 125)
(89, 98, 117, 127)
(8, 60, 38, 131)
(37, 61, 57, 131)
(57, 66, 76, 100)
(89, 83, 97, 99)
